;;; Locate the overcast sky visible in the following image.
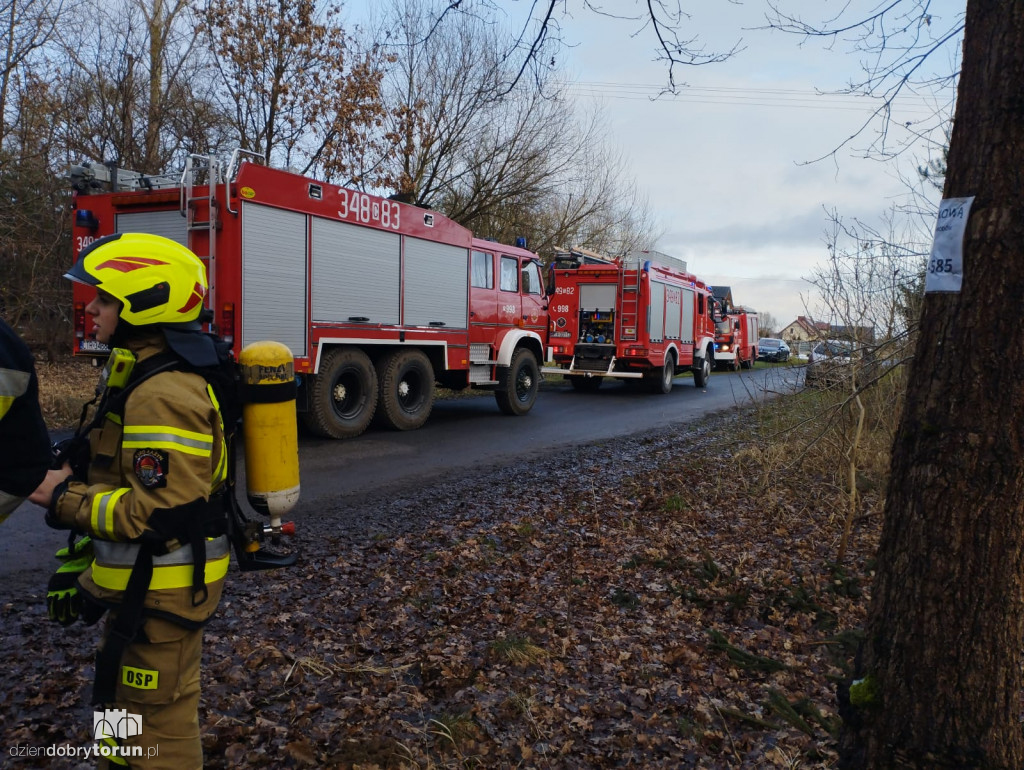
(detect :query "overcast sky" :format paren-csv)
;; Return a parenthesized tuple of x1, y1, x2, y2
(553, 1, 962, 328)
(349, 1, 964, 329)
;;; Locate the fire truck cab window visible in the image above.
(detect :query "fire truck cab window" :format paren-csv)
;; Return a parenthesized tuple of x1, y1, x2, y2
(522, 261, 542, 295)
(500, 256, 519, 292)
(471, 250, 494, 289)
(698, 294, 705, 315)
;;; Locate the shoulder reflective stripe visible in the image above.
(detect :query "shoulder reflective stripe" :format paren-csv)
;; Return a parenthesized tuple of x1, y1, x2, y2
(91, 488, 130, 540)
(206, 383, 222, 415)
(122, 425, 213, 457)
(0, 367, 30, 398)
(93, 536, 230, 566)
(0, 368, 30, 419)
(0, 489, 20, 523)
(213, 447, 227, 486)
(91, 552, 230, 591)
(206, 384, 229, 486)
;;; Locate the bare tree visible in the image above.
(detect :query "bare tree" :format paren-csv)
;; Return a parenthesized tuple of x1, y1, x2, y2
(0, 0, 71, 356)
(756, 312, 778, 337)
(0, 71, 71, 357)
(763, 1, 962, 165)
(202, 0, 390, 183)
(51, 0, 227, 170)
(0, 0, 61, 140)
(374, 0, 661, 254)
(428, 0, 742, 94)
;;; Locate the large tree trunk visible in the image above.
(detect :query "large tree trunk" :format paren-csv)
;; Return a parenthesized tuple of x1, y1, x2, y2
(838, 3, 1024, 768)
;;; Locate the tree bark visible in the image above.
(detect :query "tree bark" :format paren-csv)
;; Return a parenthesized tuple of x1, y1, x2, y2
(838, 3, 1024, 768)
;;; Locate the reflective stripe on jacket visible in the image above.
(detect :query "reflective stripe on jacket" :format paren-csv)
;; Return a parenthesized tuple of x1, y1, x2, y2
(90, 536, 231, 591)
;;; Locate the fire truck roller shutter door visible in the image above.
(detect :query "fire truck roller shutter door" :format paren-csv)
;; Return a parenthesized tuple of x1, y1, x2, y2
(115, 211, 189, 246)
(311, 217, 400, 326)
(404, 237, 468, 329)
(301, 347, 378, 439)
(680, 288, 695, 345)
(376, 348, 435, 431)
(241, 202, 308, 356)
(649, 281, 666, 343)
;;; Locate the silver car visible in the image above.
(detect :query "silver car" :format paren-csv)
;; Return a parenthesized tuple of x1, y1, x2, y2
(804, 339, 874, 388)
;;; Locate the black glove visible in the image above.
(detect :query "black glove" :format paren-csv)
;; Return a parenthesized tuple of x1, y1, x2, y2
(51, 437, 90, 477)
(47, 536, 93, 626)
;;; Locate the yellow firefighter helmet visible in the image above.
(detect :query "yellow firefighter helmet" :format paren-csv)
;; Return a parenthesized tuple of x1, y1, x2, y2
(65, 233, 208, 326)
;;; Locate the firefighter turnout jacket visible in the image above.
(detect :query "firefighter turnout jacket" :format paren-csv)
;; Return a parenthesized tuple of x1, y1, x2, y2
(50, 332, 230, 628)
(0, 320, 51, 520)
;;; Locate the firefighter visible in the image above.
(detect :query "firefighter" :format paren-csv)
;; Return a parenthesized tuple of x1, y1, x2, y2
(30, 233, 233, 769)
(0, 318, 51, 521)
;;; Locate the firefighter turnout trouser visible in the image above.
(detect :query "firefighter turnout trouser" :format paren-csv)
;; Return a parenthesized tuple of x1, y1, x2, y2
(97, 616, 203, 770)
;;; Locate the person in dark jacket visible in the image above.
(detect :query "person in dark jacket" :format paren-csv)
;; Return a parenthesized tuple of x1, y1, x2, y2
(0, 318, 52, 521)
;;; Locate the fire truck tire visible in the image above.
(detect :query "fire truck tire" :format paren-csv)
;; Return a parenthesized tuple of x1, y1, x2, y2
(495, 348, 540, 416)
(648, 352, 676, 394)
(302, 347, 378, 439)
(377, 349, 435, 431)
(741, 354, 754, 370)
(568, 375, 603, 392)
(694, 352, 711, 388)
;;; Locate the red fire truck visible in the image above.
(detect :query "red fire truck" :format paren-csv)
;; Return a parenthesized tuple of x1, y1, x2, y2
(712, 304, 759, 371)
(68, 154, 548, 439)
(542, 249, 716, 392)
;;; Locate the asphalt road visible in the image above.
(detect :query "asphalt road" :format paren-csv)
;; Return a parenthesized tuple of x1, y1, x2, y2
(0, 365, 799, 597)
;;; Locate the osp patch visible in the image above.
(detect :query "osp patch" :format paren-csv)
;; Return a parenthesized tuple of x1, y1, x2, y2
(133, 449, 168, 488)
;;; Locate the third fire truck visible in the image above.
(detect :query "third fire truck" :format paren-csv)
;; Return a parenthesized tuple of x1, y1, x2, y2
(711, 298, 759, 371)
(68, 154, 548, 439)
(542, 249, 716, 392)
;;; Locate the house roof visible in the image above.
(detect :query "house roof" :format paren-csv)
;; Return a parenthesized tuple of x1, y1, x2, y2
(782, 316, 829, 336)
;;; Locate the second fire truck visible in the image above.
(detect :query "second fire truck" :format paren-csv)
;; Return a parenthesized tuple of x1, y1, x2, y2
(68, 154, 548, 439)
(542, 249, 716, 392)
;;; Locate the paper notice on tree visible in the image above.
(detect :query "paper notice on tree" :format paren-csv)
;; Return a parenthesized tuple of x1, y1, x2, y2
(925, 196, 974, 293)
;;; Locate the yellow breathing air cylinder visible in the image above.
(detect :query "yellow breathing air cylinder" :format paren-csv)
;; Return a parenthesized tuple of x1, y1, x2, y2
(239, 341, 300, 531)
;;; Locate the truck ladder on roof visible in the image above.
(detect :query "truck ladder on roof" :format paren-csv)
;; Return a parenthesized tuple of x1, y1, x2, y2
(68, 161, 180, 194)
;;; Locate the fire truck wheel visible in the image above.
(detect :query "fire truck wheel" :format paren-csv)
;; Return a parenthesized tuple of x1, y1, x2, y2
(568, 375, 603, 392)
(741, 355, 754, 370)
(694, 352, 711, 388)
(496, 348, 540, 416)
(302, 347, 378, 439)
(377, 349, 435, 431)
(733, 356, 742, 372)
(649, 351, 676, 394)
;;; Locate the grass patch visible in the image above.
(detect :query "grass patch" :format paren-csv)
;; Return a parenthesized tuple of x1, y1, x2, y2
(488, 636, 547, 665)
